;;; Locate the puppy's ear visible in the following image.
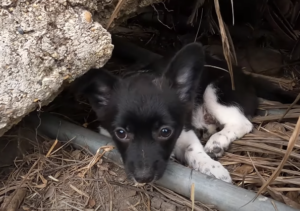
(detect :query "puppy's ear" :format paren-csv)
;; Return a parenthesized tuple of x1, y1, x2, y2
(71, 68, 118, 117)
(164, 42, 205, 103)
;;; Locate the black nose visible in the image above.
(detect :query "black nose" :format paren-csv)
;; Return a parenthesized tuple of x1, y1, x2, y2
(134, 171, 155, 183)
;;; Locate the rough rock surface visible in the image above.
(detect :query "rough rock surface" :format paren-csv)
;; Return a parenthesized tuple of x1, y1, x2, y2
(0, 0, 160, 137)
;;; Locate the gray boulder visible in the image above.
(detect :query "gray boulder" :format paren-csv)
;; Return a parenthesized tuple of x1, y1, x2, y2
(0, 0, 160, 137)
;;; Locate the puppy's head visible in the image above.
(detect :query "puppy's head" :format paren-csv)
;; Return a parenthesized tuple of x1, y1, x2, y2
(79, 43, 205, 183)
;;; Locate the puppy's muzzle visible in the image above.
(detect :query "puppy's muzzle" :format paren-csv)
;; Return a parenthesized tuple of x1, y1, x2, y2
(133, 168, 155, 183)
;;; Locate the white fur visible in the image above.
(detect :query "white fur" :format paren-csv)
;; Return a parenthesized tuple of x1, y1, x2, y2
(202, 84, 253, 157)
(174, 130, 232, 183)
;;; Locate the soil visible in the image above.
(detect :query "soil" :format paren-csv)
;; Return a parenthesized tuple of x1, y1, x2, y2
(0, 126, 216, 211)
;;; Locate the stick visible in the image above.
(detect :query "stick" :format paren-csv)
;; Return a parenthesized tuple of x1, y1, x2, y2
(3, 188, 27, 211)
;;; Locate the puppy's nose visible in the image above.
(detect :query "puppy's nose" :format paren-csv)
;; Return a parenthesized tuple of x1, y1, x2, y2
(134, 170, 154, 183)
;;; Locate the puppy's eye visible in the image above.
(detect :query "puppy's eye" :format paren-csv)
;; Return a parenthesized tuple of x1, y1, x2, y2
(159, 127, 173, 139)
(114, 128, 127, 140)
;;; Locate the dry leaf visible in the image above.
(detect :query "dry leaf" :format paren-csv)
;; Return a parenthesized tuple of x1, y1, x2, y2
(69, 184, 89, 198)
(264, 122, 286, 133)
(22, 205, 30, 211)
(282, 195, 300, 209)
(35, 183, 47, 189)
(38, 173, 47, 185)
(44, 186, 55, 200)
(286, 192, 299, 202)
(54, 171, 62, 180)
(71, 150, 82, 160)
(234, 165, 253, 175)
(98, 165, 109, 171)
(108, 170, 117, 176)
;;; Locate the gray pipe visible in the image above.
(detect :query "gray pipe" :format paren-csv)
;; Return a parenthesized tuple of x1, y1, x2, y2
(24, 112, 298, 211)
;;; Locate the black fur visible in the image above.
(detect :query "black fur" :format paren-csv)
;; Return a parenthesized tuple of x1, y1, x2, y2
(73, 43, 205, 183)
(72, 40, 298, 183)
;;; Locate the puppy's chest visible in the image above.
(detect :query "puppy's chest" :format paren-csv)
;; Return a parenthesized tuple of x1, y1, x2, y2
(192, 105, 217, 126)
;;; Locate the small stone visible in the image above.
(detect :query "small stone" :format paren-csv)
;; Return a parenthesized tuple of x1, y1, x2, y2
(151, 197, 163, 209)
(161, 201, 176, 211)
(83, 10, 92, 23)
(22, 205, 31, 211)
(126, 190, 136, 197)
(118, 175, 126, 182)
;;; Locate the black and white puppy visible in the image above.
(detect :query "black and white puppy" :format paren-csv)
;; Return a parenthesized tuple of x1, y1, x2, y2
(73, 42, 297, 184)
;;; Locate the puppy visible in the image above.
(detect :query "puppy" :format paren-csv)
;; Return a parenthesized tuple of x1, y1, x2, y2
(73, 42, 298, 184)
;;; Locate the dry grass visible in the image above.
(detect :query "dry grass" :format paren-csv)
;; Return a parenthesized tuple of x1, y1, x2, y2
(1, 99, 300, 210)
(213, 0, 236, 90)
(106, 0, 127, 29)
(217, 103, 300, 209)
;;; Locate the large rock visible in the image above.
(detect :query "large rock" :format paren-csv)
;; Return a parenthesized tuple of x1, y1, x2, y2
(0, 0, 160, 137)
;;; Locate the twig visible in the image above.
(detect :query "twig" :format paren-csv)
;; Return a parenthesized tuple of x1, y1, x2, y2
(160, 1, 173, 12)
(190, 183, 195, 211)
(106, 0, 127, 29)
(252, 113, 300, 123)
(194, 8, 203, 42)
(77, 145, 114, 177)
(3, 188, 27, 211)
(62, 201, 84, 211)
(271, 200, 279, 211)
(69, 184, 89, 198)
(244, 70, 295, 86)
(151, 4, 173, 29)
(204, 64, 229, 73)
(213, 0, 235, 90)
(224, 24, 237, 65)
(278, 93, 300, 122)
(188, 0, 205, 25)
(151, 185, 206, 211)
(4, 158, 40, 208)
(230, 0, 234, 25)
(46, 139, 58, 157)
(50, 136, 76, 156)
(103, 177, 113, 211)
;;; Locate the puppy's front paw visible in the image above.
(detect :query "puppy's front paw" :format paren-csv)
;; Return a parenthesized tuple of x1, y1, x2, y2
(199, 159, 232, 183)
(204, 133, 229, 158)
(186, 151, 232, 183)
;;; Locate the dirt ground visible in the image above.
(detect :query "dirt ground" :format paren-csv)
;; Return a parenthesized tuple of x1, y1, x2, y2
(0, 126, 217, 211)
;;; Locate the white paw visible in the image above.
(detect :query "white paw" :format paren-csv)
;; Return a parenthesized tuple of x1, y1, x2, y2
(186, 151, 232, 183)
(204, 132, 231, 158)
(205, 123, 252, 158)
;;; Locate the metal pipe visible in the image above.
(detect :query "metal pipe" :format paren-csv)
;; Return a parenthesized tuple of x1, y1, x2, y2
(24, 112, 298, 211)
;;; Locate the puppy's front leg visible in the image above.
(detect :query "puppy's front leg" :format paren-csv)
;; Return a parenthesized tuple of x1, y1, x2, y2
(174, 129, 232, 183)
